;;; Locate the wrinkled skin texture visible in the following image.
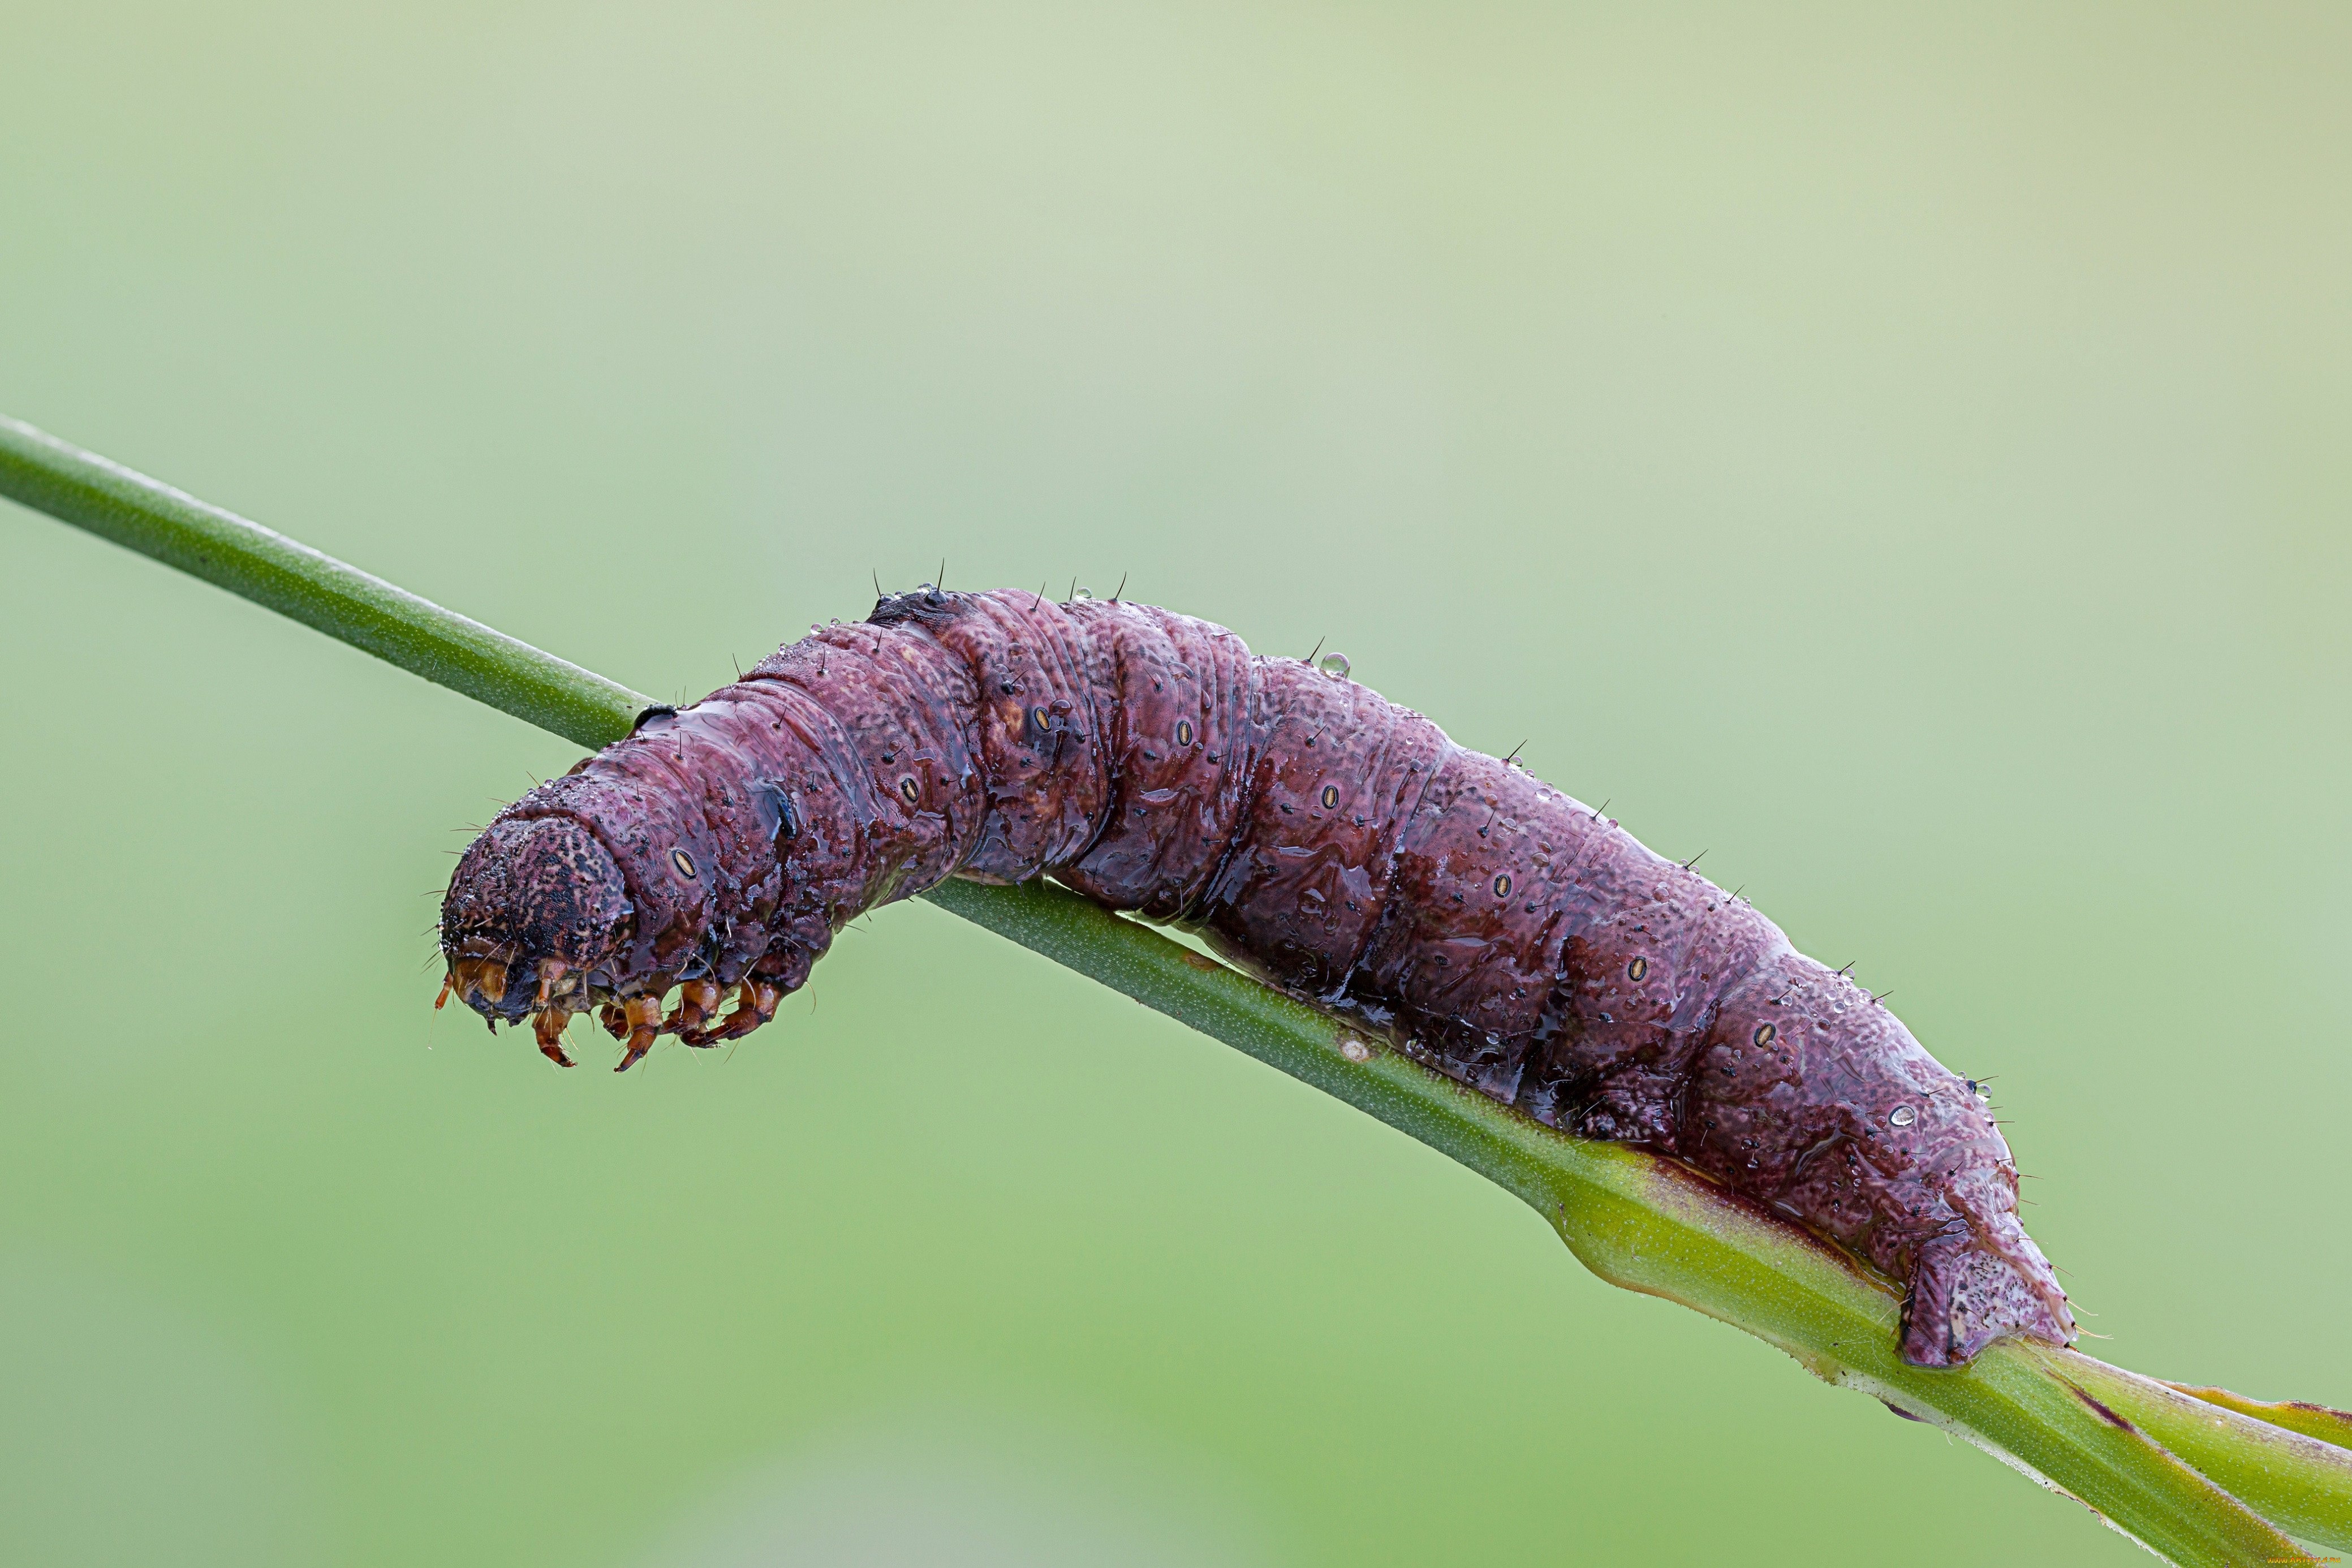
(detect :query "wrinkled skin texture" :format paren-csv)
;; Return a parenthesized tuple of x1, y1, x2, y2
(441, 588, 2074, 1368)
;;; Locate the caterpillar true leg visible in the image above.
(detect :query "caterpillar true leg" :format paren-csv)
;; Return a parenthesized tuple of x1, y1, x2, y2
(680, 980, 782, 1047)
(532, 1007, 575, 1068)
(666, 979, 724, 1036)
(615, 996, 663, 1073)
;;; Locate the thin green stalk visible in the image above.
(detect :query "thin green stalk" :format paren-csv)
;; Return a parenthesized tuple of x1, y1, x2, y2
(2160, 1383, 2352, 1451)
(928, 877, 2351, 1561)
(6, 413, 2345, 1565)
(0, 416, 639, 748)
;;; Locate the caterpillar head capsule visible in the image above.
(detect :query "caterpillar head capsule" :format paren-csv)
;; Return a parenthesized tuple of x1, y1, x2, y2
(437, 816, 632, 1046)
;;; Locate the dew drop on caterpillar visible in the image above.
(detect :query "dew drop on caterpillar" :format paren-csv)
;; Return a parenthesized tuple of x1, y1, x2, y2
(437, 587, 2074, 1368)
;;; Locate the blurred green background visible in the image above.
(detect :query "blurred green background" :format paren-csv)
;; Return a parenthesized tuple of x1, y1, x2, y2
(2, 4, 2345, 1563)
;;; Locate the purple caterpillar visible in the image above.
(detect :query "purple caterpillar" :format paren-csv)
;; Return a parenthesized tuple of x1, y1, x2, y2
(438, 587, 2074, 1367)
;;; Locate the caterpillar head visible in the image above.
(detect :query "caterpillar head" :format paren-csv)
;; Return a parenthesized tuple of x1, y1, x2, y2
(437, 815, 632, 1027)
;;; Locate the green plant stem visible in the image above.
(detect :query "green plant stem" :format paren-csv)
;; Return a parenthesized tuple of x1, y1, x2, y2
(929, 877, 2351, 1560)
(2162, 1383, 2352, 1451)
(0, 417, 640, 748)
(6, 413, 2345, 1565)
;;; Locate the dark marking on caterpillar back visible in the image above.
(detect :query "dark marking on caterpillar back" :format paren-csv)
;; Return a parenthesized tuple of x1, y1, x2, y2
(438, 588, 2076, 1368)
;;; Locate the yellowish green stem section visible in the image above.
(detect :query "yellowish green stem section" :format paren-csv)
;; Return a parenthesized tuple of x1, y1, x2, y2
(2163, 1384, 2352, 1453)
(5, 412, 2345, 1565)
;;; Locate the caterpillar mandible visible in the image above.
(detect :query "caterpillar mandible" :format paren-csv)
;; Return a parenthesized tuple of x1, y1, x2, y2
(437, 587, 2074, 1369)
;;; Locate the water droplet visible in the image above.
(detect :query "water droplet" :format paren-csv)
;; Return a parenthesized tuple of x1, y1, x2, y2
(1318, 651, 1351, 678)
(1072, 585, 1094, 600)
(1889, 1105, 1916, 1127)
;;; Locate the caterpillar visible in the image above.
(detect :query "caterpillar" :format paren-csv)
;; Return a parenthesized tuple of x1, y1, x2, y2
(438, 586, 2073, 1368)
